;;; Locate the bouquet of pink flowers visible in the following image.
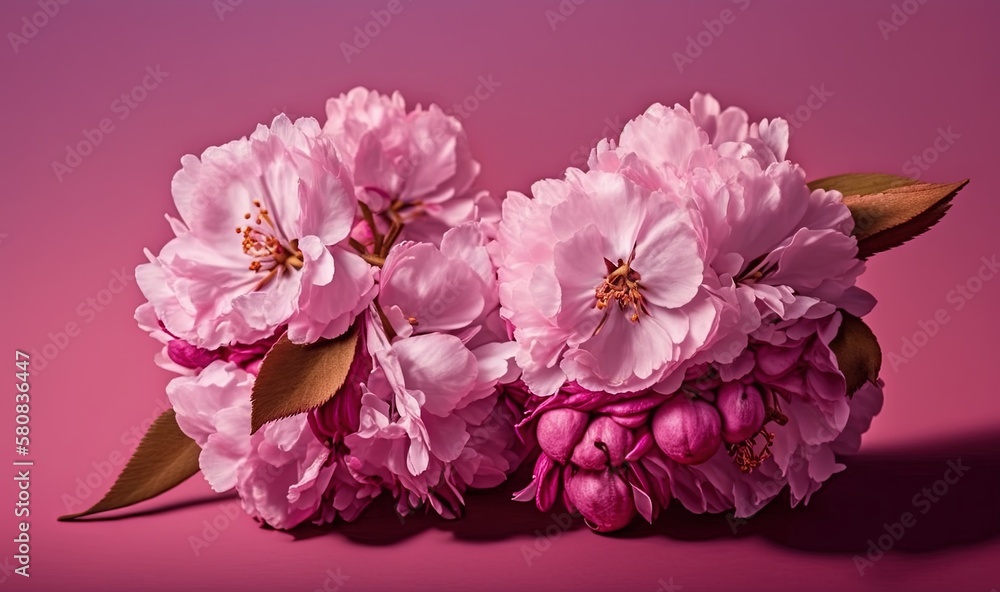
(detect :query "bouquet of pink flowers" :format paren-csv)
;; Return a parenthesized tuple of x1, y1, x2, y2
(62, 90, 966, 534)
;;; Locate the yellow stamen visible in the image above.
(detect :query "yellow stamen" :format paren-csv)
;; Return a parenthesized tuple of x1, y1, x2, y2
(236, 199, 305, 289)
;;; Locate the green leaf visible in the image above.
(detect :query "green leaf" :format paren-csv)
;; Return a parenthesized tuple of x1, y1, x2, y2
(59, 409, 200, 521)
(808, 173, 968, 258)
(250, 326, 358, 434)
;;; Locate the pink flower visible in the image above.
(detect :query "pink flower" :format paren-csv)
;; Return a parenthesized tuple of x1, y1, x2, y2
(137, 114, 376, 350)
(343, 223, 522, 517)
(167, 360, 379, 528)
(658, 312, 884, 518)
(514, 313, 884, 530)
(378, 222, 498, 339)
(235, 414, 339, 530)
(345, 309, 520, 517)
(323, 87, 494, 244)
(134, 302, 198, 376)
(496, 168, 722, 396)
(167, 361, 256, 493)
(135, 302, 281, 377)
(589, 93, 874, 338)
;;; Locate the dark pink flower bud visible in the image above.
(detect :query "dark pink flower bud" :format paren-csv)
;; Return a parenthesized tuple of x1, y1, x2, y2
(534, 453, 561, 512)
(716, 382, 766, 444)
(566, 469, 636, 533)
(222, 337, 278, 373)
(610, 413, 648, 429)
(570, 416, 634, 470)
(309, 323, 371, 444)
(537, 408, 590, 464)
(652, 395, 722, 465)
(167, 339, 216, 370)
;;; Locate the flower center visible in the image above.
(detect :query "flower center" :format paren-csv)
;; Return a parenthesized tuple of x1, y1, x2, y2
(737, 253, 777, 284)
(726, 388, 788, 473)
(594, 254, 647, 329)
(236, 200, 304, 290)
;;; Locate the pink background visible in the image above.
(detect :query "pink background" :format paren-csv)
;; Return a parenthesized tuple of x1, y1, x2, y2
(1, 0, 998, 590)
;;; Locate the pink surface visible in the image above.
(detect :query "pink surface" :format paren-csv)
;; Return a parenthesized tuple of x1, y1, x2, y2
(1, 0, 998, 590)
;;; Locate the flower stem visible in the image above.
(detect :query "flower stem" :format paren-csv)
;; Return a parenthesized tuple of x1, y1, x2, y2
(372, 300, 397, 341)
(358, 201, 382, 255)
(361, 253, 385, 267)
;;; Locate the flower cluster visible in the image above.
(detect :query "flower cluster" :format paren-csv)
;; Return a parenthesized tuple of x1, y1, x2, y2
(135, 89, 519, 528)
(70, 89, 962, 535)
(497, 94, 884, 531)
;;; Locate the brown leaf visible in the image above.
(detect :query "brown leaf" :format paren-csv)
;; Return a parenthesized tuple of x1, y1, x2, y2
(250, 326, 358, 434)
(807, 172, 916, 197)
(829, 312, 882, 397)
(808, 173, 968, 258)
(58, 409, 201, 521)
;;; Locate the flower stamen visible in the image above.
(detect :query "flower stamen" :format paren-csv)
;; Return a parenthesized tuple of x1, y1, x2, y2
(593, 252, 647, 335)
(727, 387, 789, 473)
(727, 428, 775, 473)
(238, 200, 304, 289)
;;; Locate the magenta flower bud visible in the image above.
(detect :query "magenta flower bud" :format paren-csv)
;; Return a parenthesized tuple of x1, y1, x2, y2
(570, 416, 634, 470)
(167, 339, 217, 370)
(309, 323, 371, 444)
(537, 408, 590, 464)
(610, 413, 648, 429)
(566, 469, 636, 532)
(167, 333, 279, 375)
(533, 453, 561, 512)
(716, 382, 766, 444)
(652, 395, 722, 465)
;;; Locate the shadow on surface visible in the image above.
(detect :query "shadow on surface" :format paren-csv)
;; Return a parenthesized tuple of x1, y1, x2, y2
(287, 430, 1000, 554)
(624, 429, 1000, 555)
(61, 493, 237, 522)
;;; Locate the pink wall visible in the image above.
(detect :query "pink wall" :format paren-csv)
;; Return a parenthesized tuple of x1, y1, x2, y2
(1, 1, 996, 590)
